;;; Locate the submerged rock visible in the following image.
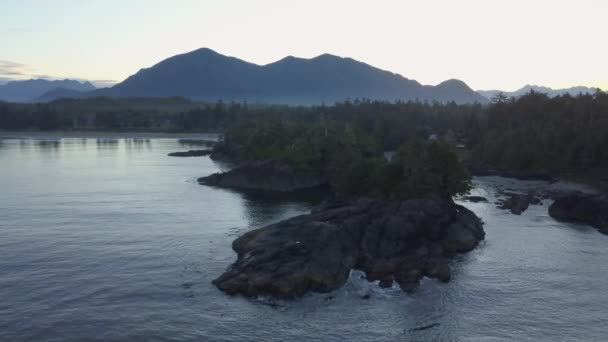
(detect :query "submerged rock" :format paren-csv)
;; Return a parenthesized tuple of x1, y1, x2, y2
(168, 149, 212, 157)
(198, 160, 328, 192)
(213, 198, 485, 298)
(549, 193, 608, 235)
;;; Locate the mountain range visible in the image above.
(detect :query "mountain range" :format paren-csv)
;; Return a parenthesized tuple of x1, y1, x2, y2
(4, 49, 599, 105)
(477, 85, 601, 100)
(0, 79, 96, 103)
(31, 48, 488, 105)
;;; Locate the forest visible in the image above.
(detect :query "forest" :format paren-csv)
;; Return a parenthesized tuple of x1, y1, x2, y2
(1, 90, 607, 181)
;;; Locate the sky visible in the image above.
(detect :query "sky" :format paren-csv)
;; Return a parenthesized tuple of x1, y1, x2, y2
(1, 0, 607, 90)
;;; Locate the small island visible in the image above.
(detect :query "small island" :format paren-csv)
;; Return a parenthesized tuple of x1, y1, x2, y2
(202, 120, 485, 298)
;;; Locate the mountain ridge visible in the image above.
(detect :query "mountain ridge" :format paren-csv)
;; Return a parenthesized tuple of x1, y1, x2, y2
(0, 79, 95, 102)
(40, 48, 487, 104)
(478, 84, 601, 100)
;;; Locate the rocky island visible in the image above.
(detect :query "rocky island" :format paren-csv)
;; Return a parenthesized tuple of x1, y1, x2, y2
(213, 197, 484, 298)
(202, 120, 485, 298)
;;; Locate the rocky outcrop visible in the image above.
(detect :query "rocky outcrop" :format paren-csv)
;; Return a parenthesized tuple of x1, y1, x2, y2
(496, 192, 542, 215)
(168, 149, 212, 157)
(213, 198, 485, 298)
(461, 196, 488, 203)
(198, 160, 328, 192)
(549, 194, 608, 235)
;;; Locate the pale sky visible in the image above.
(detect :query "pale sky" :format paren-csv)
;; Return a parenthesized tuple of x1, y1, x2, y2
(1, 0, 606, 90)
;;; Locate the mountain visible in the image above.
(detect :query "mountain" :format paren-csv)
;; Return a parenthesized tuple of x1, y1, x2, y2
(0, 79, 96, 102)
(44, 48, 486, 104)
(478, 84, 601, 101)
(34, 87, 90, 102)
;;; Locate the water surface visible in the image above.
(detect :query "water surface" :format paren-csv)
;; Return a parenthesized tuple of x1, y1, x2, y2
(1, 134, 607, 341)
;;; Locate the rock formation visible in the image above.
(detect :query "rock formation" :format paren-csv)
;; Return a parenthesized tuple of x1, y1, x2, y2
(213, 197, 485, 298)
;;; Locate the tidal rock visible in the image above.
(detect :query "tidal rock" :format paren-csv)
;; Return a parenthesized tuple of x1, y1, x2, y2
(549, 193, 608, 235)
(198, 160, 328, 192)
(213, 198, 485, 298)
(168, 149, 212, 157)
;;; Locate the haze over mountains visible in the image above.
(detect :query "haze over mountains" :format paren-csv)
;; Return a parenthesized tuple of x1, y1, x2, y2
(477, 85, 601, 101)
(0, 79, 95, 103)
(20, 48, 487, 105)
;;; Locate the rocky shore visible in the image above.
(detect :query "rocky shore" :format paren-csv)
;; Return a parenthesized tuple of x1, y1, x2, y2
(213, 197, 485, 298)
(198, 160, 329, 192)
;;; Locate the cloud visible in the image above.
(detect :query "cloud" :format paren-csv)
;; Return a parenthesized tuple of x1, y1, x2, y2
(0, 60, 29, 77)
(0, 61, 115, 87)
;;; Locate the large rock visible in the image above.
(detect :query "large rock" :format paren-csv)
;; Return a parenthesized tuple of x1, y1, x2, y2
(496, 192, 542, 215)
(549, 194, 608, 235)
(198, 160, 328, 192)
(213, 198, 485, 298)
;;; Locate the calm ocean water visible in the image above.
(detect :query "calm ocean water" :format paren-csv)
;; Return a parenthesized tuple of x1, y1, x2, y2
(1, 134, 607, 341)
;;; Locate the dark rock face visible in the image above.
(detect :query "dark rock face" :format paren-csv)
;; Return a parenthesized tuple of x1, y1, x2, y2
(549, 194, 608, 235)
(168, 149, 212, 157)
(213, 198, 485, 298)
(198, 160, 328, 192)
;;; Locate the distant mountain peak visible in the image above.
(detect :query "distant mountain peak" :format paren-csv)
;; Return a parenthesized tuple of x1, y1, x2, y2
(437, 79, 469, 88)
(312, 53, 342, 60)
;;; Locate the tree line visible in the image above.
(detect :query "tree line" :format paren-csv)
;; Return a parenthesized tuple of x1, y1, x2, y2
(1, 90, 607, 180)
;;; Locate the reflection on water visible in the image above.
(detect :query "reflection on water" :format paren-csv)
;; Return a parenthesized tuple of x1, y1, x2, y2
(1, 134, 608, 342)
(35, 140, 61, 149)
